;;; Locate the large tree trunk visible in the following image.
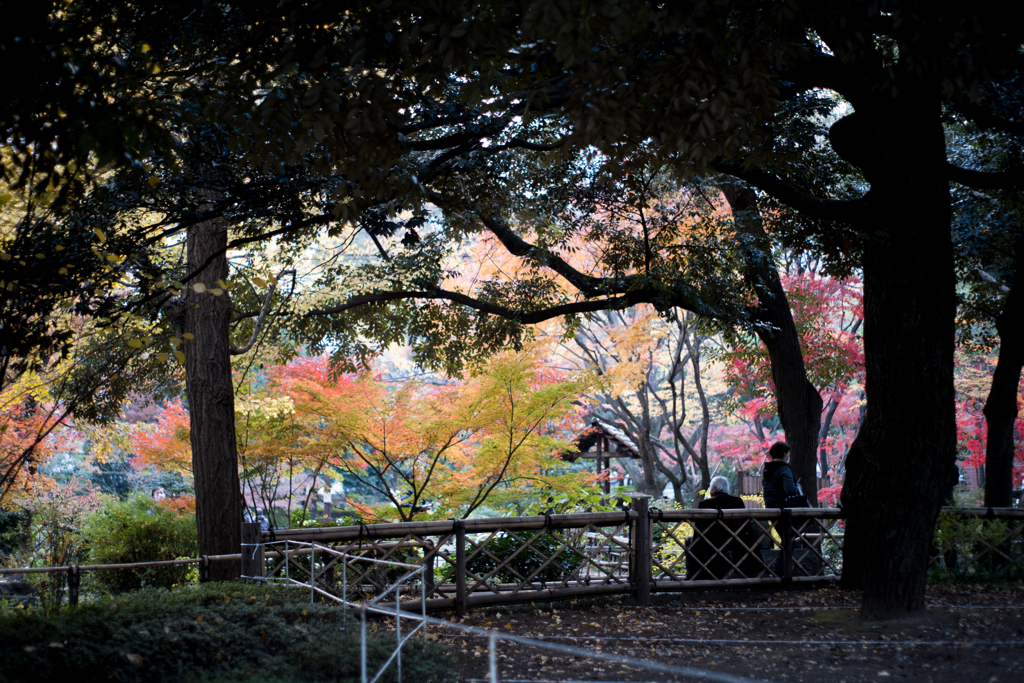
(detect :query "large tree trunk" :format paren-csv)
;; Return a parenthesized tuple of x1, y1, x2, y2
(720, 180, 824, 506)
(184, 185, 243, 581)
(983, 231, 1023, 508)
(835, 98, 957, 617)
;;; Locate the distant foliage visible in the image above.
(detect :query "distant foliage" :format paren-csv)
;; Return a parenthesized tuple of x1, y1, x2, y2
(8, 478, 106, 613)
(82, 494, 197, 593)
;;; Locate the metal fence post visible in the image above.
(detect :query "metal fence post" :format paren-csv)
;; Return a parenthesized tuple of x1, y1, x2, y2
(628, 493, 651, 606)
(455, 520, 467, 617)
(241, 522, 264, 582)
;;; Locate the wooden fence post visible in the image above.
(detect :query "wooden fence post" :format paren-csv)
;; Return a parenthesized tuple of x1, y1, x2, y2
(455, 520, 467, 617)
(781, 509, 793, 585)
(629, 493, 651, 606)
(67, 565, 80, 607)
(241, 522, 264, 582)
(424, 540, 436, 597)
(199, 555, 211, 583)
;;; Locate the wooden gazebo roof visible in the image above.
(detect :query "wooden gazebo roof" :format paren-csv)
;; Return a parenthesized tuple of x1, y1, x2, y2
(564, 419, 641, 461)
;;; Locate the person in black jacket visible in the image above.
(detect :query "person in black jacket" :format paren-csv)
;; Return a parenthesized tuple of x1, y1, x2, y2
(761, 441, 803, 576)
(762, 441, 800, 509)
(687, 477, 760, 579)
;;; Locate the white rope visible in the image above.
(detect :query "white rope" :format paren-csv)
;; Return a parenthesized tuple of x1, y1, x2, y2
(432, 633, 1024, 647)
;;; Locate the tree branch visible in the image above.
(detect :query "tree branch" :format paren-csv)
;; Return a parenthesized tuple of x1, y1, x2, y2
(474, 211, 632, 297)
(229, 269, 296, 355)
(948, 164, 1024, 189)
(714, 161, 868, 223)
(304, 287, 639, 324)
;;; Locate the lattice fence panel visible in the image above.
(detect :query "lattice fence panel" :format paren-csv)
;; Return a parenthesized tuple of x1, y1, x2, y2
(651, 516, 781, 581)
(265, 535, 455, 603)
(790, 516, 844, 577)
(464, 527, 588, 593)
(930, 514, 1024, 582)
(455, 520, 632, 596)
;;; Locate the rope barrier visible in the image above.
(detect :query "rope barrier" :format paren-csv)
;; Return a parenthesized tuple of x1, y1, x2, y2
(357, 606, 771, 683)
(433, 633, 1024, 647)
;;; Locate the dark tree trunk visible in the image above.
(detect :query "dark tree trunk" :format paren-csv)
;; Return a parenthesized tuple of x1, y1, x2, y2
(184, 186, 243, 581)
(835, 97, 957, 617)
(721, 180, 824, 506)
(983, 230, 1024, 508)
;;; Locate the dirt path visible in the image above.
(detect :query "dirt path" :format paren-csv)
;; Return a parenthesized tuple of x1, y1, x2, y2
(421, 586, 1024, 682)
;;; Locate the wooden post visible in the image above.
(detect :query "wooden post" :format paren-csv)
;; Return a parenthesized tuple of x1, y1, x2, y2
(424, 540, 436, 597)
(324, 501, 333, 521)
(67, 565, 80, 607)
(199, 555, 211, 583)
(455, 520, 467, 617)
(781, 509, 793, 585)
(241, 522, 264, 581)
(629, 493, 651, 606)
(598, 436, 609, 496)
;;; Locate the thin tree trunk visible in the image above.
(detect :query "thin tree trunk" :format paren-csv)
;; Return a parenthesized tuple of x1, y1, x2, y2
(984, 230, 1024, 508)
(819, 395, 841, 479)
(835, 100, 956, 618)
(720, 180, 824, 506)
(184, 183, 243, 581)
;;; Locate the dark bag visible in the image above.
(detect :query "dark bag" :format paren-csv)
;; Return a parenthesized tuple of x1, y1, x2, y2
(784, 493, 810, 508)
(771, 465, 809, 508)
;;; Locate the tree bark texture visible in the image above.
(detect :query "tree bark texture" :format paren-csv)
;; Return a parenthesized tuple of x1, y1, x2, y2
(835, 98, 957, 617)
(185, 186, 243, 581)
(720, 181, 824, 506)
(983, 230, 1024, 508)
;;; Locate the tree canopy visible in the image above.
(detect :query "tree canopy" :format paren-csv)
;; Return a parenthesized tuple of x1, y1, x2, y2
(2, 0, 1021, 617)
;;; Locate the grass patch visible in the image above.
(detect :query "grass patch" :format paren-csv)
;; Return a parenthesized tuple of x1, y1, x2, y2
(806, 608, 864, 630)
(0, 583, 454, 683)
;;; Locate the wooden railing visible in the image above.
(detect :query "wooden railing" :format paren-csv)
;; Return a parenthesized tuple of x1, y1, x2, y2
(6, 504, 1021, 613)
(252, 495, 847, 615)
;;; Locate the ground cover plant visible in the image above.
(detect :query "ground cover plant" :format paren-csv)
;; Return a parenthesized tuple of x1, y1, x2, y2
(0, 583, 454, 683)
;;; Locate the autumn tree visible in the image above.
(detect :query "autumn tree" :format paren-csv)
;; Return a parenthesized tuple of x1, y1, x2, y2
(559, 306, 720, 502)
(720, 270, 864, 485)
(277, 349, 593, 522)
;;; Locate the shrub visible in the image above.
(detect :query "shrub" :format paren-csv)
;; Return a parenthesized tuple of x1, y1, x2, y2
(0, 508, 30, 556)
(929, 510, 1024, 583)
(0, 583, 455, 683)
(82, 494, 198, 593)
(8, 479, 106, 613)
(467, 529, 583, 584)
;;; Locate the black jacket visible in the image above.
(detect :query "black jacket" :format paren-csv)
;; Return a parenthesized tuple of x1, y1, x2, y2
(688, 491, 761, 580)
(762, 460, 798, 508)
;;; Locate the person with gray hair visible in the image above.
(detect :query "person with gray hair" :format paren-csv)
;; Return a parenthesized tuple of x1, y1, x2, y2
(708, 476, 732, 496)
(687, 474, 759, 580)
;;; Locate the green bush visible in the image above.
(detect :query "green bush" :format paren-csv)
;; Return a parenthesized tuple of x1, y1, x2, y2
(0, 508, 30, 556)
(82, 495, 198, 593)
(0, 583, 454, 683)
(467, 529, 583, 584)
(929, 510, 1024, 584)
